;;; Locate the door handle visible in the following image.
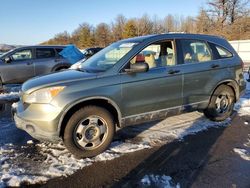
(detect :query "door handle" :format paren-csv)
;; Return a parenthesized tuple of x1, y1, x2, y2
(168, 69, 180, 74)
(26, 62, 33, 65)
(211, 64, 220, 68)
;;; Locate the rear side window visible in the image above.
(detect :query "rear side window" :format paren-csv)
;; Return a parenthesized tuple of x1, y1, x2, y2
(215, 45, 233, 58)
(55, 48, 64, 57)
(180, 40, 212, 63)
(55, 48, 63, 53)
(36, 48, 55, 59)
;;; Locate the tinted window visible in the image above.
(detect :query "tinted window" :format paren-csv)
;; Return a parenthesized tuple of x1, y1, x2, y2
(11, 49, 32, 60)
(55, 48, 63, 53)
(180, 40, 212, 63)
(36, 48, 55, 59)
(216, 46, 233, 58)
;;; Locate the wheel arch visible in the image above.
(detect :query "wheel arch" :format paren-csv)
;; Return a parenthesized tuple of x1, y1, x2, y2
(52, 63, 71, 72)
(210, 79, 239, 102)
(58, 97, 122, 137)
(0, 76, 3, 90)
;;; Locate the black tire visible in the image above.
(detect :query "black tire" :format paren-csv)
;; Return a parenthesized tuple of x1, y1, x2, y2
(63, 106, 115, 158)
(0, 78, 3, 93)
(55, 67, 68, 71)
(204, 85, 235, 121)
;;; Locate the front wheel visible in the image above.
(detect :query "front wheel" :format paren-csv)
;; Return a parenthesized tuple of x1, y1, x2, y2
(204, 85, 235, 121)
(63, 106, 115, 158)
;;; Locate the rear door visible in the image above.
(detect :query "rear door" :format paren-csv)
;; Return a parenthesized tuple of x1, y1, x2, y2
(120, 40, 183, 120)
(177, 39, 225, 108)
(33, 47, 57, 75)
(0, 48, 35, 84)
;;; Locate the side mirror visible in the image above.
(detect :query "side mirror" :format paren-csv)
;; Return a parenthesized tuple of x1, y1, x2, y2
(4, 57, 11, 63)
(125, 62, 149, 73)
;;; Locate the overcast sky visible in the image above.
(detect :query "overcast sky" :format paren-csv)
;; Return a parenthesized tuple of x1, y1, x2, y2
(0, 0, 207, 45)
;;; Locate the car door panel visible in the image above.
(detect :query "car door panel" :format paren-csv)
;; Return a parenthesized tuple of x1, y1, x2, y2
(0, 49, 35, 84)
(181, 62, 223, 105)
(120, 66, 183, 118)
(34, 58, 56, 75)
(33, 48, 57, 75)
(178, 39, 229, 108)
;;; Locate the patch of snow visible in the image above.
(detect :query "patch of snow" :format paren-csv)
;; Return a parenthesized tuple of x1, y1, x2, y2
(110, 141, 150, 154)
(234, 148, 250, 161)
(3, 85, 21, 93)
(0, 141, 151, 186)
(0, 92, 19, 101)
(234, 73, 250, 116)
(26, 140, 34, 144)
(140, 174, 180, 188)
(121, 113, 231, 144)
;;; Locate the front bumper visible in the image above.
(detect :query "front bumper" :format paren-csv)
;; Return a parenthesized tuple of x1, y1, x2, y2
(12, 101, 62, 142)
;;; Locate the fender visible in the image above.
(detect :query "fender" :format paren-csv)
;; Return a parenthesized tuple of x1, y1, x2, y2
(211, 79, 239, 101)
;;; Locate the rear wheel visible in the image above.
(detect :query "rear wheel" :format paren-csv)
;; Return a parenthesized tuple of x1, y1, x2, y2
(204, 85, 235, 121)
(63, 106, 115, 158)
(0, 78, 3, 93)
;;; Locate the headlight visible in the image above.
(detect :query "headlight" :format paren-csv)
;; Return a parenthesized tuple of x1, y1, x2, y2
(24, 86, 65, 104)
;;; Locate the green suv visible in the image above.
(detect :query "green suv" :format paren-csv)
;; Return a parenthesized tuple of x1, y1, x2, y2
(12, 34, 246, 158)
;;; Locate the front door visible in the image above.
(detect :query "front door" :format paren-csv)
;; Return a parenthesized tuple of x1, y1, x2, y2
(1, 48, 35, 84)
(120, 40, 183, 123)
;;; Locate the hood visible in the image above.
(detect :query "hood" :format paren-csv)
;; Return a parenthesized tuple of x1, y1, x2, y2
(22, 70, 97, 94)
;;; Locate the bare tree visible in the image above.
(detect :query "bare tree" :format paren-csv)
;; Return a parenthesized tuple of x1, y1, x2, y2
(111, 15, 126, 41)
(95, 23, 111, 47)
(196, 9, 212, 33)
(42, 2, 250, 47)
(136, 14, 153, 36)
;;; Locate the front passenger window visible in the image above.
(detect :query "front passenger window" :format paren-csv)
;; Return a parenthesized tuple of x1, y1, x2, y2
(130, 41, 176, 69)
(11, 49, 32, 61)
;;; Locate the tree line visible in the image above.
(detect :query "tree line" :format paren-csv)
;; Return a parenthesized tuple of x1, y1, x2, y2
(42, 0, 250, 49)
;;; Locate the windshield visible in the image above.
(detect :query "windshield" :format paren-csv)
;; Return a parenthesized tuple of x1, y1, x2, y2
(80, 41, 138, 72)
(0, 49, 15, 59)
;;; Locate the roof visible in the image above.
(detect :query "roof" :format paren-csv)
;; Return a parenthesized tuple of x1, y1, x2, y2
(119, 33, 225, 43)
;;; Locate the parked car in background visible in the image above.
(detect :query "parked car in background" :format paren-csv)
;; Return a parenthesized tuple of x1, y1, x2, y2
(82, 47, 103, 58)
(71, 47, 103, 69)
(0, 45, 72, 86)
(13, 34, 246, 158)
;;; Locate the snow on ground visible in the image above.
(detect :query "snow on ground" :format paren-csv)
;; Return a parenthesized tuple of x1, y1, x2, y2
(0, 85, 21, 101)
(140, 174, 180, 188)
(0, 92, 19, 101)
(234, 148, 250, 161)
(0, 75, 250, 187)
(234, 134, 250, 161)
